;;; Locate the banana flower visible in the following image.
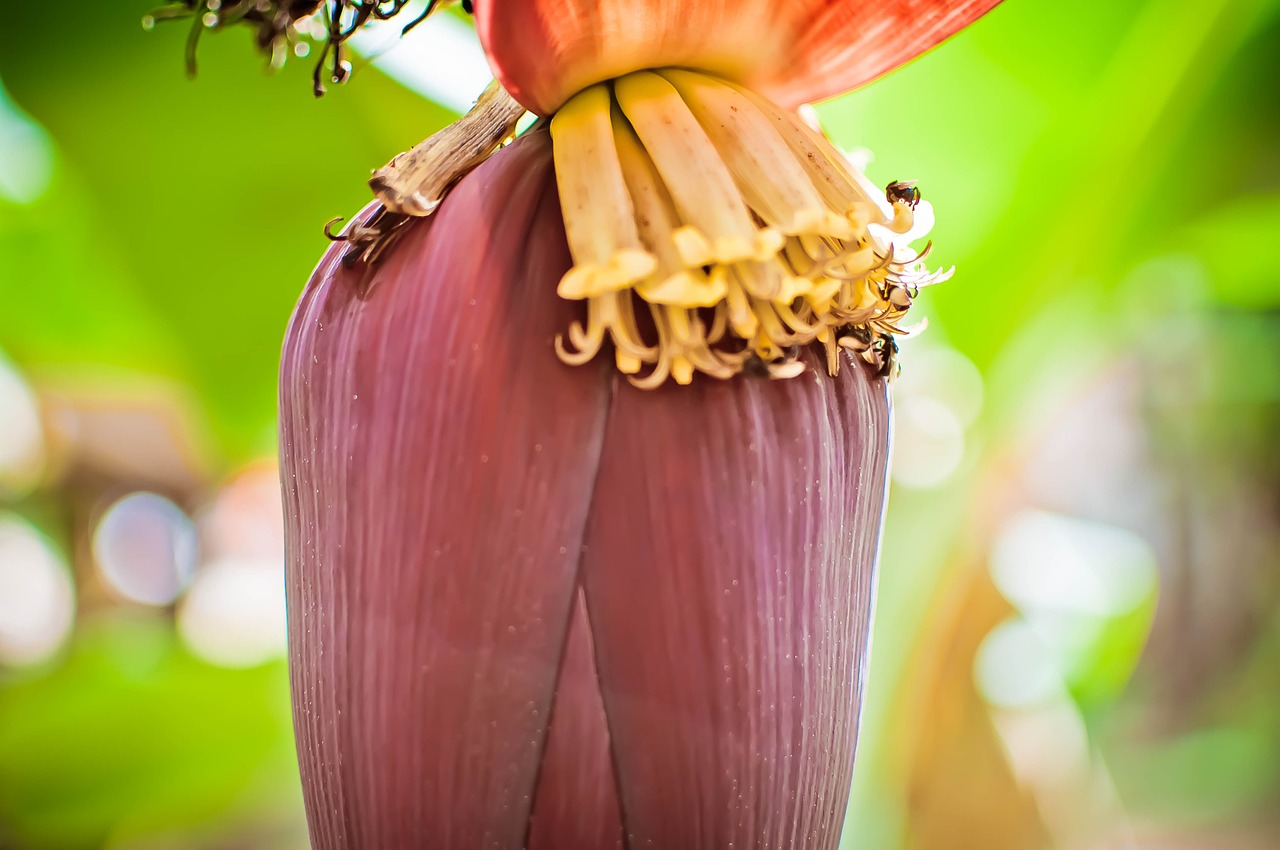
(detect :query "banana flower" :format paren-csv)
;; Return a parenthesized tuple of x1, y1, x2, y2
(279, 1, 1000, 847)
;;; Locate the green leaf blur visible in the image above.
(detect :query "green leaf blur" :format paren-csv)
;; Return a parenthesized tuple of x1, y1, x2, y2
(1, 0, 1277, 847)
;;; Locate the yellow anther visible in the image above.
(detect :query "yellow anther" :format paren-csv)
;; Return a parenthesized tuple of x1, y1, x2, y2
(637, 271, 727, 308)
(614, 72, 768, 266)
(557, 250, 661, 299)
(551, 84, 657, 293)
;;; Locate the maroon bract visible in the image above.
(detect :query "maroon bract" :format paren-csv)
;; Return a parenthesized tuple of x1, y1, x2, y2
(280, 1, 1001, 846)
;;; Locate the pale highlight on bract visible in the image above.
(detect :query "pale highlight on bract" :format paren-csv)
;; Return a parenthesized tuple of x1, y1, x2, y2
(549, 69, 946, 387)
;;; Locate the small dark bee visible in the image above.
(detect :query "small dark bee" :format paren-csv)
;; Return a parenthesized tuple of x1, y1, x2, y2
(885, 180, 921, 210)
(870, 333, 900, 381)
(741, 354, 773, 379)
(838, 327, 900, 380)
(741, 346, 804, 379)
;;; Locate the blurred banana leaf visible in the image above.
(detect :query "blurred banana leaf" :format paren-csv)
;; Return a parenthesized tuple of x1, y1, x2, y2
(1, 0, 1279, 849)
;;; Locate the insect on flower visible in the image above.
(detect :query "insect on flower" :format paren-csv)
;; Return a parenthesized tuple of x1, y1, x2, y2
(886, 179, 922, 210)
(151, 0, 1006, 847)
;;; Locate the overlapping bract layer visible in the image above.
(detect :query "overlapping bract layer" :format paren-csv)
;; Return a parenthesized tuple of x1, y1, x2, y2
(281, 131, 892, 849)
(550, 69, 945, 387)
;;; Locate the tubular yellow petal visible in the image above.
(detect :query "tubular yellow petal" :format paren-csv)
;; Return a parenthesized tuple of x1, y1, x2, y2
(659, 69, 849, 239)
(551, 84, 657, 299)
(612, 115, 729, 309)
(728, 81, 880, 216)
(614, 72, 775, 266)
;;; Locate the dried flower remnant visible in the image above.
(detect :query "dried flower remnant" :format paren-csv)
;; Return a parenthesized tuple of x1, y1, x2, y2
(324, 79, 528, 271)
(143, 0, 465, 95)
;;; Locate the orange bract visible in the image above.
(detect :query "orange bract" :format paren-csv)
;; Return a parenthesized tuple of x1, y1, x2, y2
(477, 0, 1004, 115)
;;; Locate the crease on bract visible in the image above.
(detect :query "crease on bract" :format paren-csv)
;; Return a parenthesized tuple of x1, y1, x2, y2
(526, 588, 625, 849)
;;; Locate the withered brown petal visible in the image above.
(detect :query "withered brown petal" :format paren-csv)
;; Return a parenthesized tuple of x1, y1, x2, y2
(579, 349, 891, 849)
(279, 131, 612, 849)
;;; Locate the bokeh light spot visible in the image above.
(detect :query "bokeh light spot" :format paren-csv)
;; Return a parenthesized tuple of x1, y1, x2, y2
(92, 491, 198, 605)
(894, 345, 985, 427)
(976, 618, 1065, 709)
(0, 79, 55, 204)
(991, 510, 1157, 618)
(0, 351, 46, 496)
(178, 557, 286, 668)
(0, 514, 75, 666)
(891, 396, 966, 489)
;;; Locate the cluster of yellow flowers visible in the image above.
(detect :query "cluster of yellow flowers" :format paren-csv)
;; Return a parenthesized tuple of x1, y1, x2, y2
(550, 69, 946, 387)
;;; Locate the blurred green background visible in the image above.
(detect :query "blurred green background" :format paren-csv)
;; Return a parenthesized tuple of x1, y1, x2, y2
(0, 0, 1277, 847)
